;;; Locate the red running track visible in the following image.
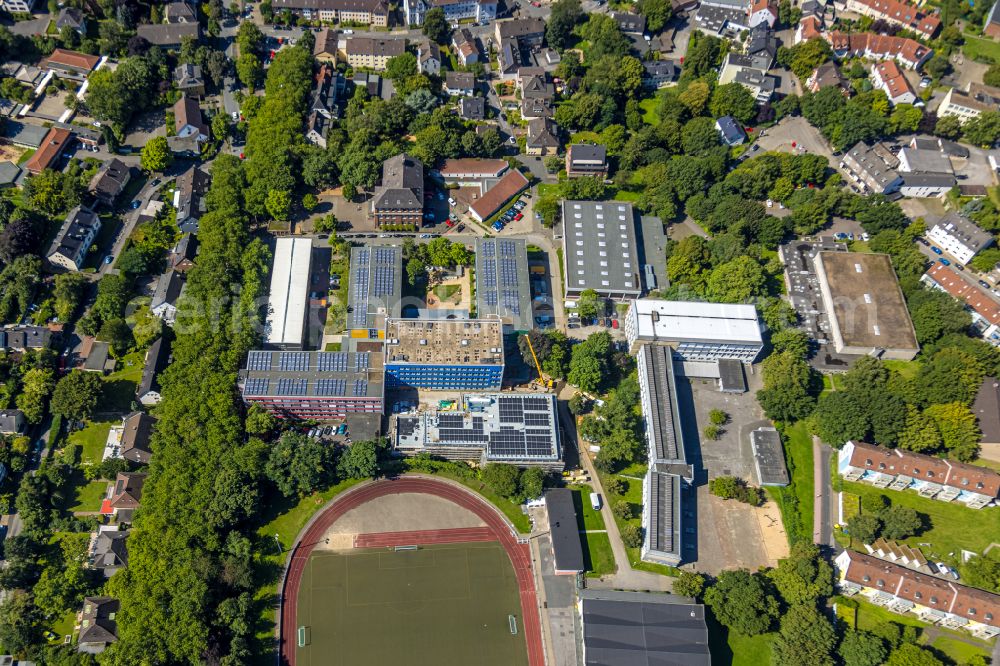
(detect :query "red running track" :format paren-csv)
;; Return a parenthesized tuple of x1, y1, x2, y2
(353, 526, 495, 548)
(278, 477, 544, 666)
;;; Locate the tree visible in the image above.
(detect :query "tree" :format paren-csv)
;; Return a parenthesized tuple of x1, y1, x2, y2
(265, 432, 337, 497)
(99, 318, 134, 358)
(708, 256, 767, 303)
(385, 53, 417, 82)
(620, 523, 643, 548)
(244, 404, 277, 436)
(847, 513, 881, 544)
(25, 169, 80, 216)
(612, 499, 632, 519)
(672, 570, 706, 598)
(519, 467, 545, 500)
(704, 569, 779, 636)
(50, 370, 103, 421)
(0, 217, 39, 262)
(960, 552, 1000, 593)
(925, 402, 981, 461)
(422, 7, 450, 44)
(547, 0, 582, 50)
(879, 505, 921, 541)
(839, 630, 887, 666)
(16, 367, 55, 424)
(339, 440, 379, 479)
(963, 110, 1000, 148)
(576, 289, 604, 319)
(302, 193, 318, 212)
(771, 327, 809, 357)
(481, 463, 521, 499)
(636, 0, 671, 31)
(0, 590, 41, 655)
(709, 409, 728, 426)
(236, 52, 262, 91)
(768, 542, 833, 605)
(679, 81, 711, 116)
(54, 273, 87, 323)
(710, 83, 756, 123)
(898, 405, 942, 453)
(813, 391, 870, 445)
(757, 351, 818, 422)
(770, 604, 837, 666)
(265, 189, 292, 221)
(141, 136, 172, 173)
(934, 114, 962, 140)
(604, 476, 625, 496)
(885, 644, 945, 666)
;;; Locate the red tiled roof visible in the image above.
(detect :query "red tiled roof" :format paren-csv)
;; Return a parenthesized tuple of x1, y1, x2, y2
(826, 31, 931, 66)
(750, 0, 777, 14)
(24, 126, 72, 175)
(874, 60, 915, 100)
(853, 0, 940, 36)
(470, 169, 529, 220)
(926, 262, 1000, 326)
(840, 550, 1000, 628)
(847, 440, 1000, 498)
(799, 15, 822, 41)
(43, 48, 100, 72)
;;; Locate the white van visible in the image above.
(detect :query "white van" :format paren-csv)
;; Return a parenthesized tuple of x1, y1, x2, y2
(590, 492, 601, 511)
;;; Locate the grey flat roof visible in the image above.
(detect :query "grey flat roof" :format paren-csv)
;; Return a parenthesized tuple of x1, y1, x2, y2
(475, 238, 533, 331)
(750, 427, 790, 486)
(580, 590, 711, 666)
(646, 469, 682, 561)
(638, 345, 685, 463)
(562, 200, 642, 296)
(347, 245, 402, 331)
(4, 121, 48, 148)
(544, 488, 584, 573)
(718, 358, 746, 392)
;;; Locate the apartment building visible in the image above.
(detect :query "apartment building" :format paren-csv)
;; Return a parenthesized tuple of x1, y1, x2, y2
(843, 0, 941, 38)
(270, 0, 389, 25)
(927, 213, 993, 264)
(922, 262, 1000, 346)
(47, 206, 101, 271)
(826, 31, 933, 70)
(403, 0, 496, 26)
(340, 36, 406, 71)
(871, 60, 916, 106)
(565, 144, 608, 179)
(371, 153, 423, 227)
(840, 141, 903, 194)
(836, 550, 1000, 639)
(718, 53, 775, 103)
(839, 440, 1000, 509)
(937, 83, 1000, 124)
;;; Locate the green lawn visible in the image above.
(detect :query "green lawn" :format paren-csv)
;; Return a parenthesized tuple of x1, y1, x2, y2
(884, 359, 922, 380)
(568, 484, 605, 531)
(66, 478, 108, 513)
(49, 609, 76, 641)
(101, 351, 144, 413)
(613, 190, 642, 203)
(931, 636, 992, 664)
(67, 421, 114, 466)
(840, 478, 1000, 561)
(852, 598, 993, 663)
(766, 421, 814, 545)
(582, 531, 616, 577)
(432, 284, 461, 302)
(963, 35, 1000, 63)
(638, 97, 660, 125)
(595, 470, 679, 577)
(727, 631, 774, 666)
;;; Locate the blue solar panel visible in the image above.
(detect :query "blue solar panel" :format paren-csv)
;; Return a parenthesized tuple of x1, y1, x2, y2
(275, 378, 307, 396)
(244, 377, 269, 394)
(353, 379, 367, 396)
(315, 378, 346, 396)
(317, 352, 348, 373)
(279, 352, 309, 372)
(246, 351, 271, 372)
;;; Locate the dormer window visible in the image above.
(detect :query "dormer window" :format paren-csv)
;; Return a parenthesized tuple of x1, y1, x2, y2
(879, 463, 886, 470)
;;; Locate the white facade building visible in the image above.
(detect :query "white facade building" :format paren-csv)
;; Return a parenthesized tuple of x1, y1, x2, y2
(265, 237, 312, 349)
(624, 299, 764, 361)
(926, 213, 993, 265)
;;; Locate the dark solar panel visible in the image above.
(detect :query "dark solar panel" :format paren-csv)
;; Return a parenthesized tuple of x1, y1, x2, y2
(353, 379, 367, 396)
(244, 377, 269, 394)
(246, 351, 271, 372)
(524, 412, 549, 426)
(523, 397, 549, 411)
(438, 414, 465, 428)
(354, 352, 370, 372)
(279, 351, 310, 372)
(276, 378, 308, 396)
(315, 378, 346, 396)
(317, 352, 348, 373)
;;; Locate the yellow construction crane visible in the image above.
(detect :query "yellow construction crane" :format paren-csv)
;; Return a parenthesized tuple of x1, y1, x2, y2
(523, 334, 555, 390)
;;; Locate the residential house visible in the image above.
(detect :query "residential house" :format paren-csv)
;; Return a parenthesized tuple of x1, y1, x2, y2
(839, 141, 903, 194)
(715, 115, 747, 145)
(79, 338, 112, 374)
(469, 169, 529, 222)
(47, 206, 101, 271)
(272, 0, 388, 24)
(843, 0, 941, 39)
(445, 71, 476, 97)
(0, 326, 53, 351)
(371, 154, 424, 227)
(136, 22, 201, 48)
(746, 23, 778, 68)
(173, 165, 210, 233)
(565, 143, 608, 179)
(0, 409, 26, 435)
(986, 0, 1000, 39)
(838, 440, 1000, 509)
(526, 117, 559, 156)
(747, 0, 778, 28)
(825, 31, 933, 70)
(927, 212, 993, 265)
(108, 473, 147, 514)
(453, 28, 480, 66)
(403, 0, 496, 26)
(164, 1, 198, 22)
(611, 11, 646, 33)
(643, 60, 677, 89)
(718, 53, 775, 103)
(151, 271, 184, 325)
(137, 336, 171, 406)
(922, 262, 1000, 346)
(56, 7, 87, 34)
(168, 95, 209, 156)
(417, 42, 441, 75)
(871, 60, 916, 106)
(835, 550, 1000, 639)
(311, 64, 343, 120)
(306, 112, 329, 148)
(865, 537, 935, 575)
(77, 597, 119, 654)
(795, 14, 823, 44)
(25, 126, 72, 175)
(459, 96, 486, 120)
(937, 83, 1000, 124)
(120, 412, 155, 463)
(88, 159, 131, 208)
(353, 72, 394, 100)
(40, 49, 100, 78)
(314, 28, 339, 62)
(171, 233, 198, 272)
(806, 61, 849, 94)
(341, 37, 406, 71)
(88, 527, 129, 578)
(520, 75, 555, 118)
(173, 63, 205, 97)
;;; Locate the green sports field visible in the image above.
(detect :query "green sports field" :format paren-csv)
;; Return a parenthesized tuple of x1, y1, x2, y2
(295, 543, 529, 666)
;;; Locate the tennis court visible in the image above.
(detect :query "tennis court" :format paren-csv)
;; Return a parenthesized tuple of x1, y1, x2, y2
(295, 542, 530, 666)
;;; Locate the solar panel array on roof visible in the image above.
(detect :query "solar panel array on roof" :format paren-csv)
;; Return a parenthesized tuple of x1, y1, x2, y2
(317, 352, 348, 373)
(349, 245, 400, 329)
(351, 249, 371, 328)
(276, 378, 308, 396)
(246, 351, 271, 372)
(476, 238, 529, 328)
(315, 378, 347, 396)
(355, 352, 370, 372)
(244, 377, 270, 395)
(353, 379, 368, 396)
(279, 351, 310, 372)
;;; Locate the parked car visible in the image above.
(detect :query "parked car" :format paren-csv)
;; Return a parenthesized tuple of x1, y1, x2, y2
(931, 246, 943, 255)
(612, 319, 619, 329)
(940, 258, 951, 266)
(448, 197, 457, 206)
(103, 255, 114, 265)
(917, 237, 929, 246)
(979, 280, 991, 289)
(514, 213, 523, 221)
(955, 263, 965, 271)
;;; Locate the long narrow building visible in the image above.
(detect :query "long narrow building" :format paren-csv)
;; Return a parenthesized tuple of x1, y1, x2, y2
(265, 238, 312, 349)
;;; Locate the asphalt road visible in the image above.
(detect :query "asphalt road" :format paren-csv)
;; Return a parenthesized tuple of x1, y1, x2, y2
(3, 415, 56, 543)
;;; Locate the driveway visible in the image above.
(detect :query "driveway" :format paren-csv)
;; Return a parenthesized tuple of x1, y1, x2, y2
(756, 115, 837, 169)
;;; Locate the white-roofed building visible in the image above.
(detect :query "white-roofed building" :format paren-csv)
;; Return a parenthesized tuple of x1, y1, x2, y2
(265, 238, 312, 349)
(623, 299, 764, 362)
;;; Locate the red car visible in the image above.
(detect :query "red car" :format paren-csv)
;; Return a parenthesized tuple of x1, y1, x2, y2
(446, 219, 455, 227)
(514, 212, 523, 221)
(612, 319, 619, 329)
